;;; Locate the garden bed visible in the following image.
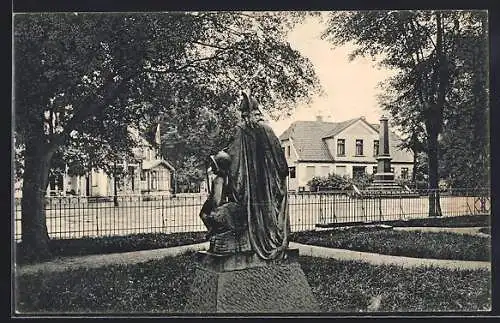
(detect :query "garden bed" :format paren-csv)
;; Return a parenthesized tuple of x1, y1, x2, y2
(15, 253, 491, 313)
(290, 227, 490, 261)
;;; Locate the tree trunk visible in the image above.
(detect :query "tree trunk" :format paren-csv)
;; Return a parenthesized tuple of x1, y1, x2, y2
(412, 148, 417, 184)
(20, 138, 55, 261)
(427, 129, 442, 217)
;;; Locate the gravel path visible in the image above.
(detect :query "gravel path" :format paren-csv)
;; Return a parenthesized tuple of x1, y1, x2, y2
(289, 242, 491, 271)
(15, 242, 209, 276)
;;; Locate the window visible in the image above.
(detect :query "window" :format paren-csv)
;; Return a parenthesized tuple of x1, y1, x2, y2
(353, 166, 366, 179)
(355, 139, 364, 156)
(401, 167, 409, 179)
(282, 146, 285, 155)
(287, 146, 291, 157)
(289, 166, 296, 178)
(373, 166, 378, 174)
(337, 139, 345, 156)
(373, 140, 379, 156)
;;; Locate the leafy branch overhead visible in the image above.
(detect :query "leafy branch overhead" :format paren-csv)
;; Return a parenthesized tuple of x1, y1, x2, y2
(14, 12, 321, 174)
(14, 11, 321, 259)
(322, 10, 489, 191)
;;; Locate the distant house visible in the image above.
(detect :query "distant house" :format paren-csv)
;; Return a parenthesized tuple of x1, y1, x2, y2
(279, 116, 414, 192)
(11, 125, 175, 199)
(65, 125, 175, 197)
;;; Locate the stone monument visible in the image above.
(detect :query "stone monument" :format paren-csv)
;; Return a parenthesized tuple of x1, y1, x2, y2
(364, 115, 416, 196)
(185, 92, 319, 313)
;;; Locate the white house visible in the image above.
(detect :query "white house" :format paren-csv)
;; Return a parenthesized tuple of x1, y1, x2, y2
(279, 116, 414, 192)
(65, 125, 175, 197)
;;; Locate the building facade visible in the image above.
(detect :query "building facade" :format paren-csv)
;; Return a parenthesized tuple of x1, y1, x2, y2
(14, 125, 176, 198)
(279, 116, 414, 192)
(66, 126, 175, 197)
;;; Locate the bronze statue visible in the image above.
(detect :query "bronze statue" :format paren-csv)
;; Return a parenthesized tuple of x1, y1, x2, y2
(199, 151, 246, 242)
(199, 91, 290, 259)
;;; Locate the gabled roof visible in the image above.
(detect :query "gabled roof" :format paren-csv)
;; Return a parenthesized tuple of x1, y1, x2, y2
(321, 118, 360, 138)
(279, 120, 339, 161)
(142, 159, 175, 171)
(127, 126, 151, 147)
(279, 117, 412, 162)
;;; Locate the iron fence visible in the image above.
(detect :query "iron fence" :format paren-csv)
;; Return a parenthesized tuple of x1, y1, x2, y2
(13, 188, 490, 241)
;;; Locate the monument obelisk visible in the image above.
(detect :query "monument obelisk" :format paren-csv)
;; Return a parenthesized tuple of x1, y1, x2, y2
(368, 115, 401, 191)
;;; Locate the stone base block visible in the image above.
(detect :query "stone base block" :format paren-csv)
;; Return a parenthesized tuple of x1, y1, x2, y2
(185, 249, 320, 314)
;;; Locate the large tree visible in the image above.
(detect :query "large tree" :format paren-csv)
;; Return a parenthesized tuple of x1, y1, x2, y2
(323, 10, 488, 216)
(438, 13, 489, 190)
(14, 12, 320, 260)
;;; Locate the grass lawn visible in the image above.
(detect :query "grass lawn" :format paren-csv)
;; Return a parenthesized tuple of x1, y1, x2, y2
(16, 232, 207, 265)
(15, 253, 491, 314)
(290, 227, 490, 261)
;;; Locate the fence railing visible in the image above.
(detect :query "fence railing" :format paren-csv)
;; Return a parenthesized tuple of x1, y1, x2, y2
(13, 188, 490, 241)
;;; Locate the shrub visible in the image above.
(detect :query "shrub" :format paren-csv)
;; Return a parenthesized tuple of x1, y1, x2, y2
(348, 173, 374, 189)
(307, 174, 351, 192)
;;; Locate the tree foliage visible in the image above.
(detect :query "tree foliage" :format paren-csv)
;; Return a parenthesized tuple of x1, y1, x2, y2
(323, 10, 489, 215)
(13, 11, 321, 259)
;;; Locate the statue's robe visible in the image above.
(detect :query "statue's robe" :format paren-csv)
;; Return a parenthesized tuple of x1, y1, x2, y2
(227, 120, 290, 260)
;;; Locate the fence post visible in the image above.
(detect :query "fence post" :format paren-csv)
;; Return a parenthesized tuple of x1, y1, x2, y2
(319, 193, 324, 224)
(332, 193, 336, 223)
(399, 191, 404, 220)
(361, 195, 366, 222)
(161, 195, 165, 230)
(95, 198, 99, 237)
(378, 193, 382, 222)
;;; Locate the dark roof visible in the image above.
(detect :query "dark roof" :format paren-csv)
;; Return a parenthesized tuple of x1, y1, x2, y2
(279, 118, 412, 162)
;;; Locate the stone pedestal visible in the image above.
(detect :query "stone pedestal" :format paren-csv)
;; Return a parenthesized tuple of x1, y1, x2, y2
(184, 249, 320, 314)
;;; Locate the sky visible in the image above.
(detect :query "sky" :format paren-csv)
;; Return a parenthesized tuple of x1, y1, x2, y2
(268, 15, 395, 136)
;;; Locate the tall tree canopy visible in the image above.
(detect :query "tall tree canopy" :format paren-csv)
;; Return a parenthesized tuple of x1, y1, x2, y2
(14, 11, 321, 260)
(323, 10, 489, 216)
